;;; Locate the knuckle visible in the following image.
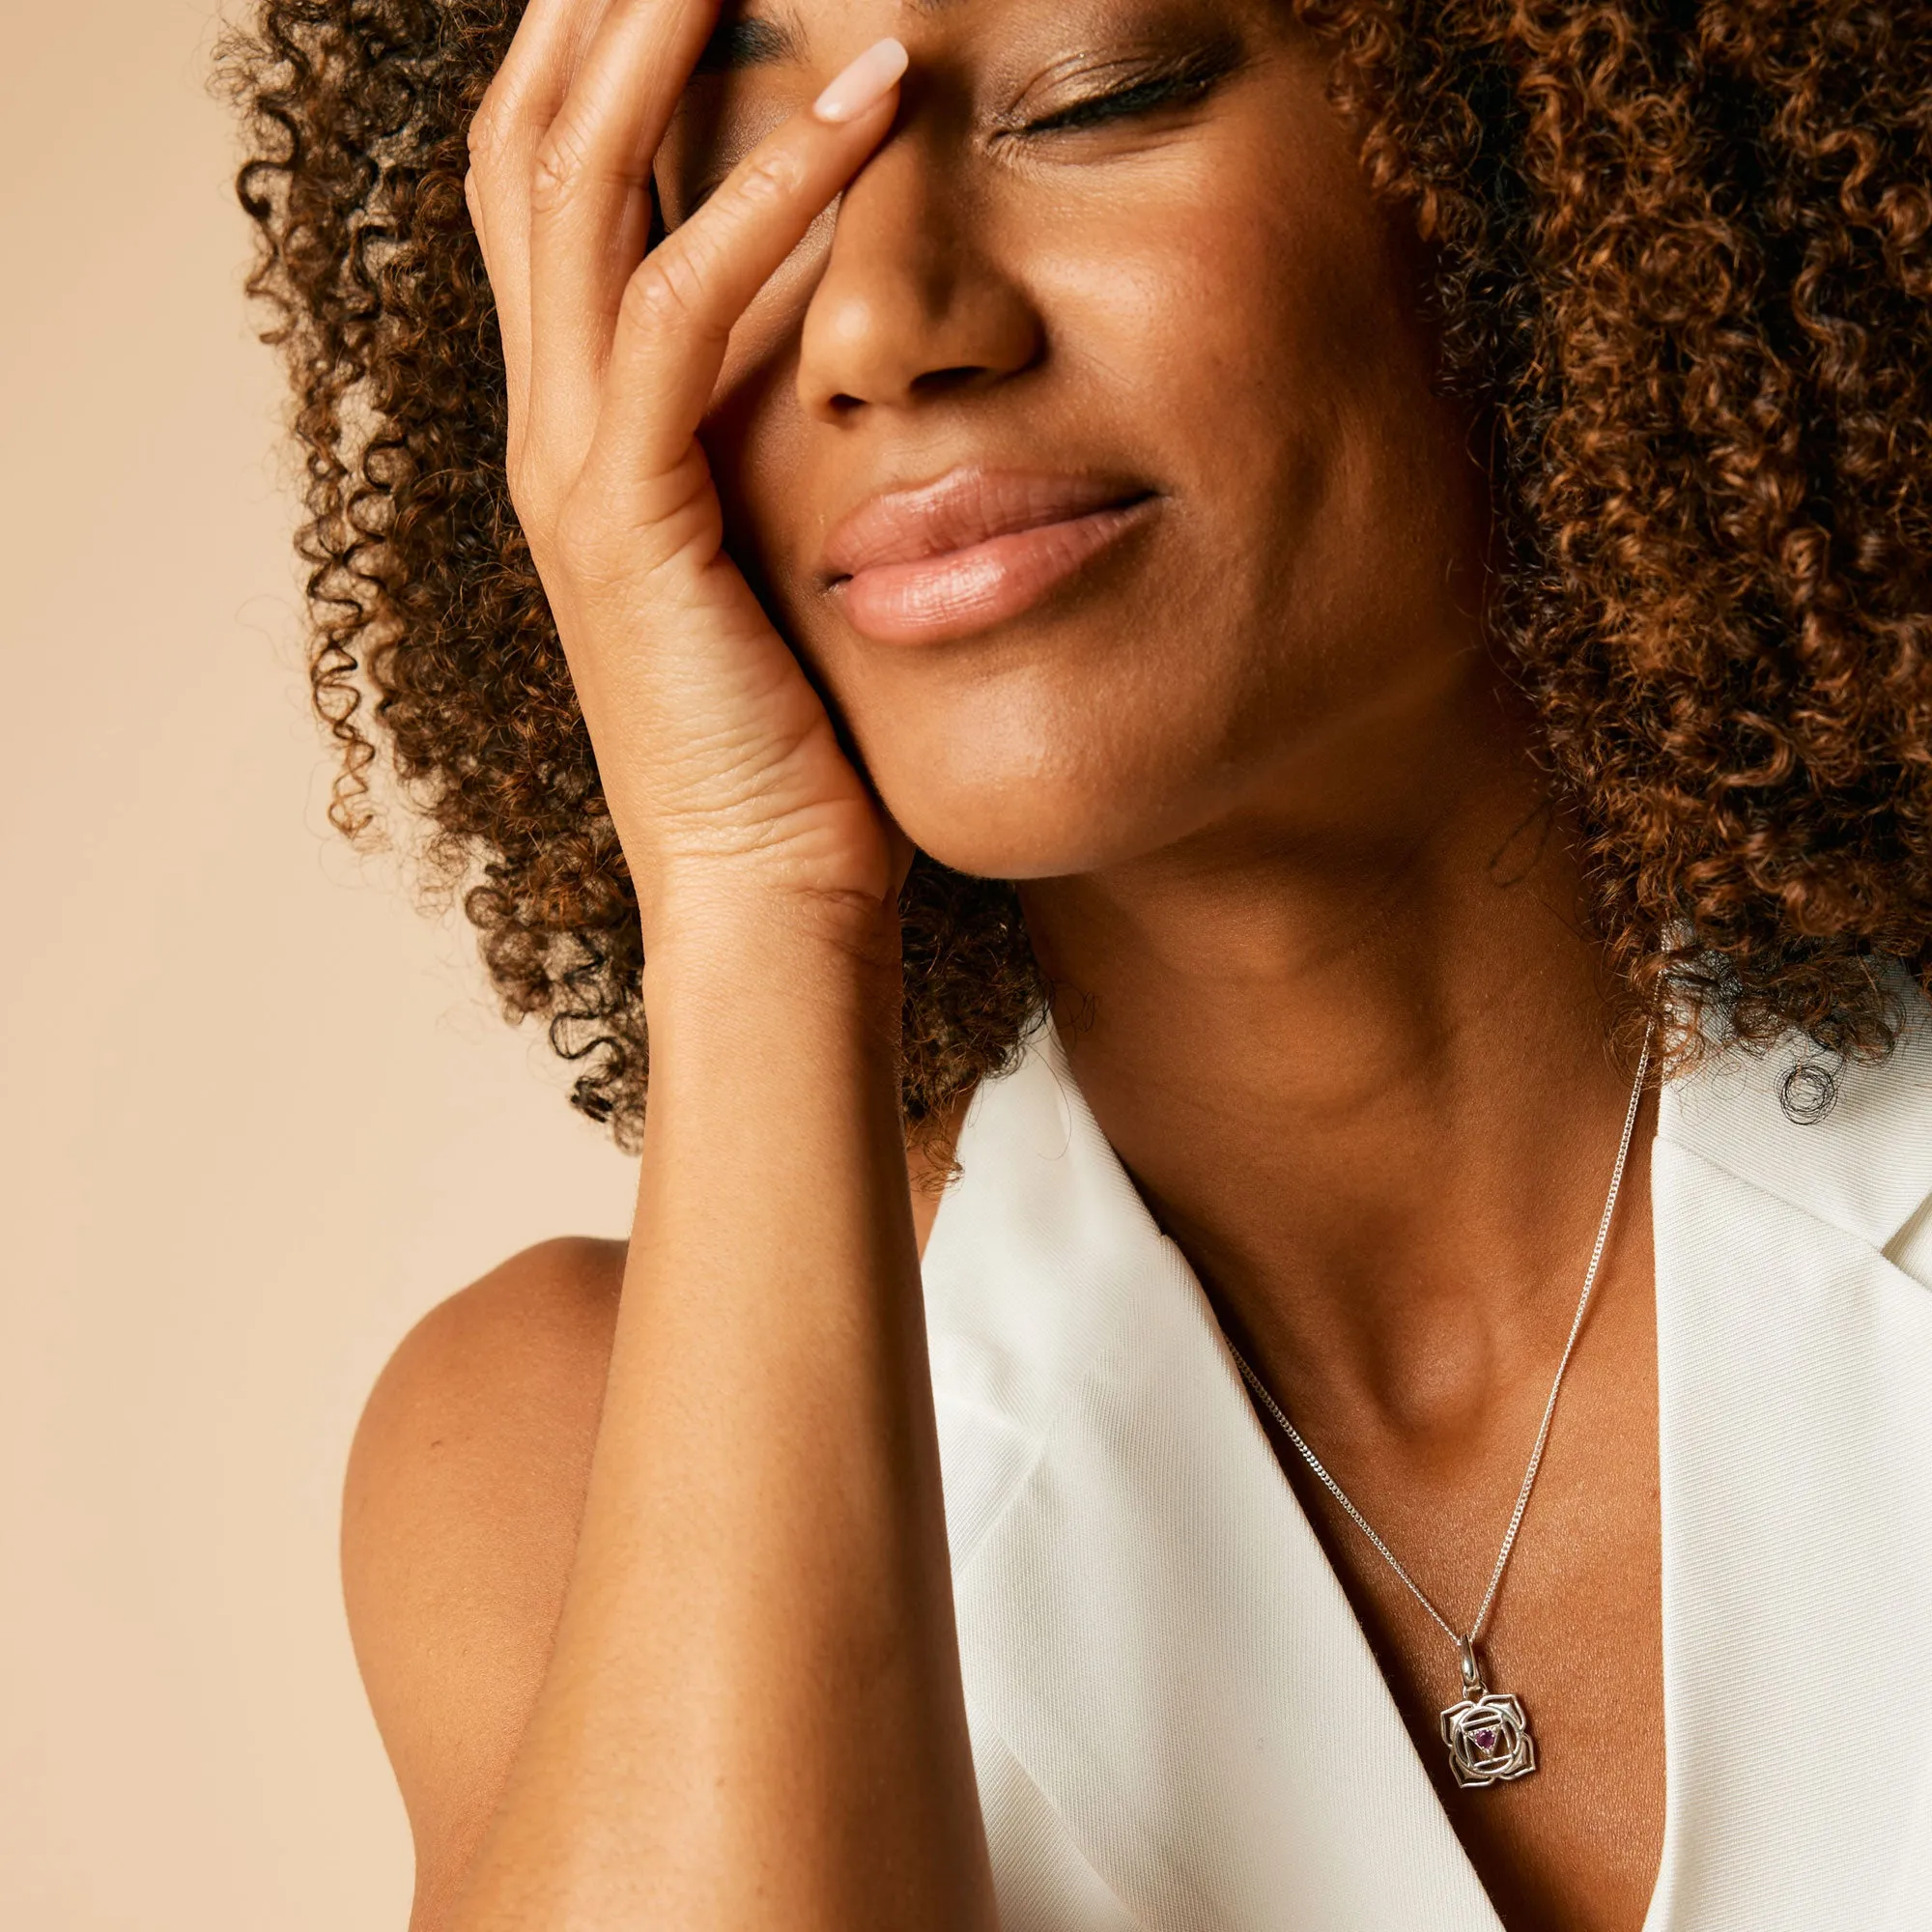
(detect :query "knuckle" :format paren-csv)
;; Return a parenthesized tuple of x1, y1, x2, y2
(504, 450, 539, 519)
(529, 116, 593, 216)
(554, 490, 644, 590)
(554, 466, 703, 586)
(553, 479, 614, 564)
(467, 90, 515, 172)
(623, 251, 704, 334)
(735, 146, 807, 209)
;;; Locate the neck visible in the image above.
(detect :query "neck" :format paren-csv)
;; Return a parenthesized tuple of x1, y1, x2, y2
(1017, 661, 1651, 1455)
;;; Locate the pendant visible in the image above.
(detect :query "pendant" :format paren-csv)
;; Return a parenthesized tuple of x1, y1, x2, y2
(1439, 1638, 1536, 1788)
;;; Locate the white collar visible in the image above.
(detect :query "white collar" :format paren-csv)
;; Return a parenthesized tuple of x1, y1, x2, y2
(921, 1018, 1932, 1931)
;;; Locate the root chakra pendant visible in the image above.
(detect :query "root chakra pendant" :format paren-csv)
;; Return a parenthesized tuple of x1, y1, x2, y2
(1440, 1639, 1536, 1788)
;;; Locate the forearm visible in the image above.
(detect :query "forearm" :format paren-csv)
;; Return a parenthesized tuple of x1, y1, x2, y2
(455, 904, 996, 1931)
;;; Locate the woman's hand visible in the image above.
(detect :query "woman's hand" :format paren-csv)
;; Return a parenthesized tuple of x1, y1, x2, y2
(465, 0, 910, 947)
(349, 28, 1003, 1928)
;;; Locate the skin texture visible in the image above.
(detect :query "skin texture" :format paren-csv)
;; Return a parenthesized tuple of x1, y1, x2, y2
(327, 3, 1677, 1929)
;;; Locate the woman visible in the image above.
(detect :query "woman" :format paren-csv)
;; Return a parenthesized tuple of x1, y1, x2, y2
(224, 1, 1932, 1926)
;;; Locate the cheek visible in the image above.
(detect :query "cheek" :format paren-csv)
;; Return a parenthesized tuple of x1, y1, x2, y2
(698, 106, 1480, 878)
(1041, 134, 1485, 722)
(1052, 129, 1436, 556)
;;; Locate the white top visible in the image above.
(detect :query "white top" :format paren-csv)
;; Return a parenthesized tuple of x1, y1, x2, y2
(920, 1017, 1932, 1931)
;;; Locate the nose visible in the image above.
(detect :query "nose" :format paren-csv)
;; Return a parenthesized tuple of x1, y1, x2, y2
(796, 131, 1043, 418)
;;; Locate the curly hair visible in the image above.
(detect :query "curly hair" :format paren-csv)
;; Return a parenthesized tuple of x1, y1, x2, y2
(220, 0, 1932, 1149)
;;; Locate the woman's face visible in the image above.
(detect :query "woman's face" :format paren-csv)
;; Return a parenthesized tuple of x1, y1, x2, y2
(657, 0, 1492, 880)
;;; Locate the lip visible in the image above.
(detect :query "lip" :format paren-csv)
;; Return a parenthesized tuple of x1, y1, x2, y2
(821, 468, 1157, 645)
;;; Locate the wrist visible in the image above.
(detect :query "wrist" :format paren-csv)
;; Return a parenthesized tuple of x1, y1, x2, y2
(642, 888, 903, 1013)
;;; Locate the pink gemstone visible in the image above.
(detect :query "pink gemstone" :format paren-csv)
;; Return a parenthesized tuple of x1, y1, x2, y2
(1473, 1727, 1499, 1751)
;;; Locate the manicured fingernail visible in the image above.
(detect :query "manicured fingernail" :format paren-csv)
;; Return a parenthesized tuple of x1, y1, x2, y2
(812, 38, 909, 124)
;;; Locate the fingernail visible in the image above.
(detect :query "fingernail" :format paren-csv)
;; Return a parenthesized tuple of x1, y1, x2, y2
(812, 37, 909, 124)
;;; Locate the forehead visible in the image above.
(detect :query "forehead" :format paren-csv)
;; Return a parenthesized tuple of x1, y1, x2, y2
(697, 0, 1242, 70)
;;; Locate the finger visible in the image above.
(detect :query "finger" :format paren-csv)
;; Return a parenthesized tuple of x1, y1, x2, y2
(526, 0, 722, 473)
(464, 167, 487, 266)
(467, 0, 619, 461)
(587, 39, 908, 499)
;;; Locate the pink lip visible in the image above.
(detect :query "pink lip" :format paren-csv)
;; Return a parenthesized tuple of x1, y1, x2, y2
(822, 468, 1156, 644)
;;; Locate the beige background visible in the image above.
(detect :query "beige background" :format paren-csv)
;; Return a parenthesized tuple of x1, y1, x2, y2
(0, 3, 640, 1924)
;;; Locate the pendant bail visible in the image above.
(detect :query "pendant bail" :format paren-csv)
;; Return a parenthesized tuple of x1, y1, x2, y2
(1457, 1636, 1486, 1700)
(1440, 1644, 1537, 1788)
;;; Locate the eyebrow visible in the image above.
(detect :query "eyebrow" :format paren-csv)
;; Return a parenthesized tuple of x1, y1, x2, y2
(695, 0, 967, 75)
(693, 12, 804, 73)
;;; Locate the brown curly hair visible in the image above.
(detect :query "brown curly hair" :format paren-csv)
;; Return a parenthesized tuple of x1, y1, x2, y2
(220, 0, 1932, 1149)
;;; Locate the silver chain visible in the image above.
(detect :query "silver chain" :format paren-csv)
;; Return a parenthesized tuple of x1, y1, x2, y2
(1224, 1023, 1654, 1656)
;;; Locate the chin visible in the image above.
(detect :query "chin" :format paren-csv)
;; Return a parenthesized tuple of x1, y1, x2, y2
(870, 735, 1203, 883)
(825, 592, 1264, 883)
(897, 799, 1124, 882)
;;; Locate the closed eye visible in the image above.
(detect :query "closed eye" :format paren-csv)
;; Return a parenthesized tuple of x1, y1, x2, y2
(1009, 43, 1244, 139)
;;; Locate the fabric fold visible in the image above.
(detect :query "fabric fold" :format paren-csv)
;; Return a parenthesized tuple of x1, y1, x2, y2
(919, 1016, 1932, 1930)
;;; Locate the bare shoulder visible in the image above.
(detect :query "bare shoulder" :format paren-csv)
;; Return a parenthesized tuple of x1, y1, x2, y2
(343, 1236, 626, 1928)
(344, 1108, 968, 1926)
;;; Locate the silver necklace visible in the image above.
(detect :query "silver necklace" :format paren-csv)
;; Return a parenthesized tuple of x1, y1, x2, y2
(1223, 1024, 1653, 1790)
